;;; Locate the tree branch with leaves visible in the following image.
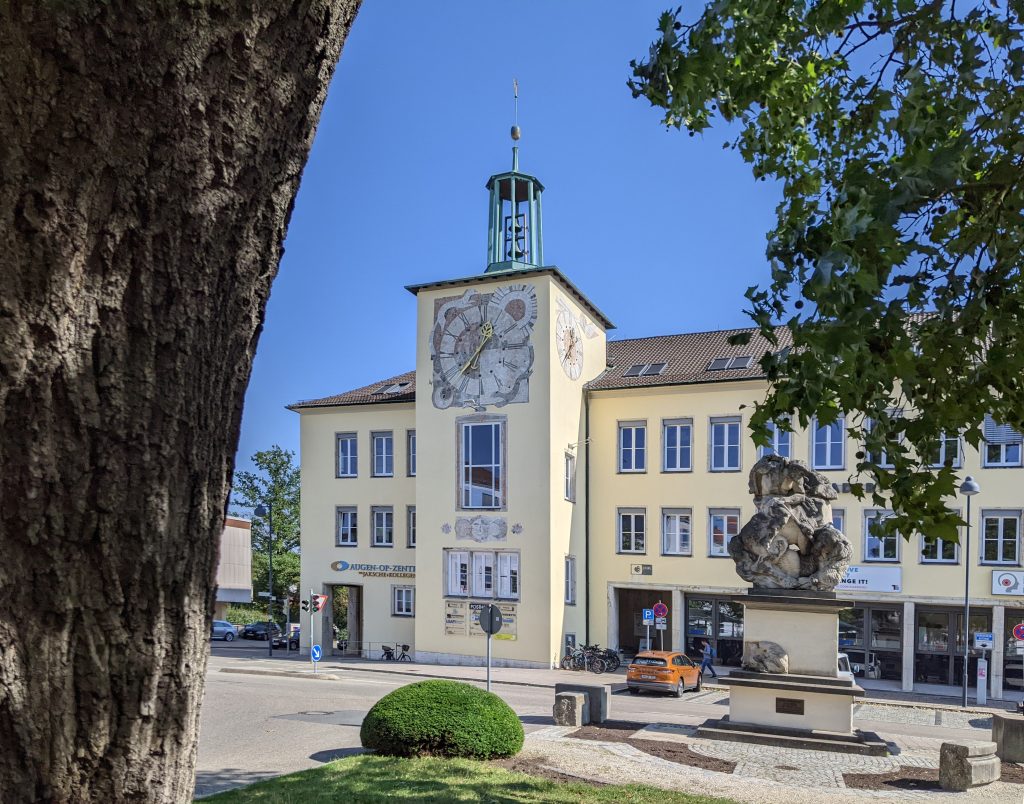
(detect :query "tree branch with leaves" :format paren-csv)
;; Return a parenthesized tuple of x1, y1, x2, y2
(631, 0, 1024, 545)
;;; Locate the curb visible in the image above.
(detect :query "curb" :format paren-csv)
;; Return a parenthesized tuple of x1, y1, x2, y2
(309, 663, 629, 691)
(220, 667, 341, 681)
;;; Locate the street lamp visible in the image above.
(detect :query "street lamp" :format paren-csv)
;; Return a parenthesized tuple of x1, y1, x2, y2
(959, 475, 980, 707)
(254, 503, 274, 658)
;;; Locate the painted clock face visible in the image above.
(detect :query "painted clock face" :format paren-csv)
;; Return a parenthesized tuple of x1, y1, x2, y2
(555, 309, 584, 380)
(430, 284, 538, 410)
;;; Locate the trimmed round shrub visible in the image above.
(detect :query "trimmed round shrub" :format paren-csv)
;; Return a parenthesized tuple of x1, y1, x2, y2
(360, 679, 524, 759)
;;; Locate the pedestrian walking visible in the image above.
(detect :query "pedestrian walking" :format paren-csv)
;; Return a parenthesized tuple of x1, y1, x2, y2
(699, 640, 718, 678)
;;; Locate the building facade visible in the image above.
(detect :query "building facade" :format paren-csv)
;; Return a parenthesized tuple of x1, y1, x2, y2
(214, 517, 253, 619)
(293, 148, 1024, 697)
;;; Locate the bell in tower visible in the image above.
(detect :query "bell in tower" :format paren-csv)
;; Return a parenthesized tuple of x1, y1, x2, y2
(485, 82, 544, 273)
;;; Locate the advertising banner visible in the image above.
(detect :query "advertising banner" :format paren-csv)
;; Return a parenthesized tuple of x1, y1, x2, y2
(835, 565, 902, 593)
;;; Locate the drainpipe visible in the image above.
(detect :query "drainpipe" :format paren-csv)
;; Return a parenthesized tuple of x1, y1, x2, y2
(584, 391, 591, 645)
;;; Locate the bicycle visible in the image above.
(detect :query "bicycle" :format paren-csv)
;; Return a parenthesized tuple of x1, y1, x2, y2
(582, 643, 620, 671)
(560, 644, 607, 674)
(396, 644, 412, 662)
(380, 644, 396, 661)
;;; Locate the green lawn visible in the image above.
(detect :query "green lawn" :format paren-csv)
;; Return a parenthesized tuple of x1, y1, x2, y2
(200, 754, 735, 803)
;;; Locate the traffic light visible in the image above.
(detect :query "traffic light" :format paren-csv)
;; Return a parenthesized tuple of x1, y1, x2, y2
(311, 594, 327, 612)
(301, 599, 310, 612)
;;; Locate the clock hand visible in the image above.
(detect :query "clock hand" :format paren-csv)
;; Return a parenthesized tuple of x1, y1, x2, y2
(461, 322, 494, 373)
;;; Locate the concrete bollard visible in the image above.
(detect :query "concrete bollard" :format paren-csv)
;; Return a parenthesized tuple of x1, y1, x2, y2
(992, 712, 1024, 763)
(554, 683, 609, 723)
(552, 692, 589, 727)
(939, 741, 1000, 791)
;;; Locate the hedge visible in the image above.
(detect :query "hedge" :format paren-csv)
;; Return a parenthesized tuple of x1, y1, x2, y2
(360, 680, 524, 759)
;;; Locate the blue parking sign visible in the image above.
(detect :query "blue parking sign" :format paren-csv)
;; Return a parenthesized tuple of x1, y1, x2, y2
(311, 644, 322, 662)
(642, 608, 654, 625)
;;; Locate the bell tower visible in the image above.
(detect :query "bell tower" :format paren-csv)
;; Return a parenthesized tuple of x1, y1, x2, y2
(485, 82, 544, 272)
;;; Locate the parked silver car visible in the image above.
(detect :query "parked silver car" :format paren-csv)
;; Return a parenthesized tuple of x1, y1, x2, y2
(210, 620, 238, 641)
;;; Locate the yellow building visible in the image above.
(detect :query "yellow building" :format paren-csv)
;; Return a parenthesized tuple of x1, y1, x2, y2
(293, 146, 1024, 699)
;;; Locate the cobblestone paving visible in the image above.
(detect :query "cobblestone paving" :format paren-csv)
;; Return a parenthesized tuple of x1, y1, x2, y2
(520, 723, 1024, 803)
(854, 702, 993, 731)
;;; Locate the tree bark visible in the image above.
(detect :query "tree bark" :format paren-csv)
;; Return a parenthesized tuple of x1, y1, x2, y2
(0, 1, 360, 800)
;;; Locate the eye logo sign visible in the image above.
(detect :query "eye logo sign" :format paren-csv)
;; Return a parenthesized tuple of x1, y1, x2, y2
(333, 560, 351, 572)
(993, 570, 1024, 595)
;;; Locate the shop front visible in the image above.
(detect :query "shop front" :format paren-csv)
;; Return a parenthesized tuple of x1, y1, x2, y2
(615, 587, 674, 656)
(838, 604, 903, 681)
(685, 595, 744, 667)
(915, 607, 992, 687)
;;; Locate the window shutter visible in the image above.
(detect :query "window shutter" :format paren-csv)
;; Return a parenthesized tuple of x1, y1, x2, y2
(984, 414, 1024, 444)
(472, 552, 486, 596)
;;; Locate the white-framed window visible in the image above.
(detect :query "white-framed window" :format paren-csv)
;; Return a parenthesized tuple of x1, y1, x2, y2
(565, 556, 577, 605)
(393, 586, 414, 617)
(864, 510, 898, 561)
(983, 415, 1023, 467)
(372, 506, 394, 547)
(863, 417, 901, 469)
(497, 552, 520, 600)
(336, 432, 357, 478)
(982, 511, 1020, 565)
(617, 509, 646, 554)
(472, 552, 495, 597)
(759, 420, 791, 459)
(710, 417, 741, 471)
(460, 420, 504, 509)
(446, 550, 470, 596)
(832, 508, 845, 533)
(445, 550, 519, 600)
(372, 431, 394, 477)
(662, 508, 692, 556)
(812, 415, 845, 470)
(921, 535, 958, 563)
(663, 419, 692, 472)
(335, 506, 357, 546)
(928, 432, 961, 468)
(709, 509, 740, 556)
(407, 429, 417, 476)
(985, 441, 1022, 468)
(564, 452, 576, 502)
(619, 422, 646, 472)
(407, 505, 416, 548)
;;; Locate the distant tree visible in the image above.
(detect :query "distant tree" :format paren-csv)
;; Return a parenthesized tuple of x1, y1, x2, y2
(631, 1, 1024, 543)
(232, 446, 301, 618)
(0, 3, 360, 800)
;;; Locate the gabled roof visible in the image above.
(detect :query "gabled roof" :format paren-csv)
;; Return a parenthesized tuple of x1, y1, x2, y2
(585, 326, 791, 392)
(287, 326, 790, 411)
(287, 370, 415, 410)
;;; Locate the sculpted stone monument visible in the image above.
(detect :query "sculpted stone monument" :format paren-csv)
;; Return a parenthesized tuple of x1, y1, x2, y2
(697, 454, 887, 755)
(729, 455, 852, 591)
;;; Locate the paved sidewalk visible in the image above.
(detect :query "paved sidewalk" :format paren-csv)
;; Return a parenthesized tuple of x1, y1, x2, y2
(522, 723, 1023, 803)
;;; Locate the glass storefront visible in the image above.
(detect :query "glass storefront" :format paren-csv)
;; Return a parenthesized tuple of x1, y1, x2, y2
(686, 596, 743, 666)
(1005, 609, 1024, 693)
(841, 605, 903, 681)
(914, 609, 991, 686)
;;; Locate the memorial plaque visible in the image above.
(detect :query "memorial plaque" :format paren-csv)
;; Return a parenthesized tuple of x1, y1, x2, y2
(775, 697, 805, 716)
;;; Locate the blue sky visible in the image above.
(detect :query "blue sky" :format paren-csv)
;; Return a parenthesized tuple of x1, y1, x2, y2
(234, 1, 781, 473)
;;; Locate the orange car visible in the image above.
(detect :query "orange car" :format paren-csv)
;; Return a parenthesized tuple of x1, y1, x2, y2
(626, 650, 702, 696)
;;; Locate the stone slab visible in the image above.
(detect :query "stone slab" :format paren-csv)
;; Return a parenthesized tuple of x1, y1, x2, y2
(552, 692, 589, 727)
(992, 712, 1024, 763)
(939, 741, 1000, 791)
(696, 716, 890, 756)
(554, 682, 609, 724)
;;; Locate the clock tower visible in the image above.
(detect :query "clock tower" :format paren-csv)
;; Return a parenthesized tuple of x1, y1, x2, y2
(407, 128, 613, 667)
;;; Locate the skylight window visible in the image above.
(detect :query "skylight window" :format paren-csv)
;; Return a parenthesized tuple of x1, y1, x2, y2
(708, 356, 753, 371)
(624, 363, 667, 377)
(376, 381, 411, 394)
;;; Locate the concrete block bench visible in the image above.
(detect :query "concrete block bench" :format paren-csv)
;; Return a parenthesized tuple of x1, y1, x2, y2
(554, 682, 609, 723)
(992, 712, 1024, 763)
(939, 741, 1000, 791)
(553, 692, 589, 726)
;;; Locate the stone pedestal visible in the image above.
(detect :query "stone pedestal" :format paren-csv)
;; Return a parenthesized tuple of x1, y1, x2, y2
(698, 591, 887, 756)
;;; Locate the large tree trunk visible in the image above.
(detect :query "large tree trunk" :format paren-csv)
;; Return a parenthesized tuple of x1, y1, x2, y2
(0, 1, 360, 800)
